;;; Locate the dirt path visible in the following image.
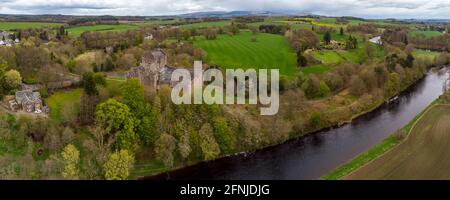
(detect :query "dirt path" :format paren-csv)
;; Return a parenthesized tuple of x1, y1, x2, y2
(345, 105, 450, 180)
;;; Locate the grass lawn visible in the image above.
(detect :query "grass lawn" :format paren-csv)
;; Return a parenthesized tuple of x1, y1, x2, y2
(299, 64, 331, 75)
(409, 30, 443, 38)
(193, 31, 297, 76)
(45, 89, 83, 123)
(67, 24, 140, 37)
(313, 51, 345, 64)
(0, 22, 63, 30)
(412, 49, 440, 60)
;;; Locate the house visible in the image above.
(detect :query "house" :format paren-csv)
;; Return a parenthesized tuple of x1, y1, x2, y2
(9, 90, 43, 113)
(0, 31, 19, 46)
(144, 34, 153, 40)
(369, 36, 383, 45)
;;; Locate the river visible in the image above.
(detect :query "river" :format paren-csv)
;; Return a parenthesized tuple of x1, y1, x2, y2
(145, 67, 450, 180)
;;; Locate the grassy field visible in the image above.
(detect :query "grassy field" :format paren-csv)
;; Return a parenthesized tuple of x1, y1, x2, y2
(136, 19, 181, 26)
(193, 31, 297, 76)
(180, 20, 231, 29)
(45, 89, 82, 123)
(0, 22, 63, 30)
(66, 24, 140, 37)
(345, 105, 450, 179)
(409, 30, 443, 38)
(313, 51, 345, 65)
(299, 64, 331, 75)
(412, 49, 440, 60)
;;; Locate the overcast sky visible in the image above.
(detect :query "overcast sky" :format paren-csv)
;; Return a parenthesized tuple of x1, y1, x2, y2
(0, 0, 449, 19)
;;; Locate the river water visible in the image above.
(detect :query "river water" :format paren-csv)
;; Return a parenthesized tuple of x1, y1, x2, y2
(146, 67, 450, 180)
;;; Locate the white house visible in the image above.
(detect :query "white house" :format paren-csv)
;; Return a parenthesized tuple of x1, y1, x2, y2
(369, 36, 383, 45)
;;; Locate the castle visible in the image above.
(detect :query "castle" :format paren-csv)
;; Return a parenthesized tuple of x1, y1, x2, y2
(127, 49, 178, 93)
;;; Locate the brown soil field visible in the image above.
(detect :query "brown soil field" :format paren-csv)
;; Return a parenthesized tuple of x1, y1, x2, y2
(345, 105, 450, 180)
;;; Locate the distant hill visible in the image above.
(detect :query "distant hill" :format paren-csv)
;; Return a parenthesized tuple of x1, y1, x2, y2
(178, 11, 297, 18)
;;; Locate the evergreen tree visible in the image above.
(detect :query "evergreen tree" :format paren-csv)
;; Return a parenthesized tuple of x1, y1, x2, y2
(323, 31, 331, 45)
(82, 72, 98, 96)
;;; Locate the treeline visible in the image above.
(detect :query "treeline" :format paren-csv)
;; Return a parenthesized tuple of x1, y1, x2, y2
(409, 33, 450, 51)
(259, 25, 288, 35)
(68, 16, 119, 26)
(80, 30, 143, 50)
(347, 24, 379, 35)
(275, 47, 449, 141)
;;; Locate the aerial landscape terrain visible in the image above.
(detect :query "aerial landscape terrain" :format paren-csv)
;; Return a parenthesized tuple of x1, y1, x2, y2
(0, 0, 449, 181)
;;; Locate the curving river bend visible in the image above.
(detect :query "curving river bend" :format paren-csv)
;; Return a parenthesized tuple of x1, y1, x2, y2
(146, 67, 450, 180)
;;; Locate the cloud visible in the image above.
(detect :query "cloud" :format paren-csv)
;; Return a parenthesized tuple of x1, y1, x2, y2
(0, 0, 448, 19)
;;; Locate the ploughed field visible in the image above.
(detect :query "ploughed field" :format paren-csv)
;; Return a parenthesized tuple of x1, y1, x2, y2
(346, 105, 450, 180)
(193, 31, 297, 76)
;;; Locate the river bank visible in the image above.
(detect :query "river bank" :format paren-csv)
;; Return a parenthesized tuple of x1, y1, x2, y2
(141, 66, 449, 180)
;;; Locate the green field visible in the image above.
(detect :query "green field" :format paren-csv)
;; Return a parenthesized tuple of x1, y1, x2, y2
(193, 31, 297, 76)
(0, 22, 63, 30)
(180, 20, 231, 29)
(345, 105, 450, 179)
(313, 51, 345, 64)
(412, 49, 440, 60)
(409, 30, 443, 38)
(299, 64, 331, 75)
(45, 89, 82, 122)
(136, 19, 181, 26)
(66, 24, 140, 36)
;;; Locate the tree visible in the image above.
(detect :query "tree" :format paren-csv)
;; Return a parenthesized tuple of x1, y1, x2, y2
(199, 123, 220, 160)
(117, 53, 137, 70)
(79, 94, 99, 125)
(3, 69, 21, 91)
(386, 72, 400, 97)
(0, 62, 5, 98)
(61, 144, 80, 179)
(95, 99, 137, 151)
(120, 79, 157, 146)
(93, 72, 106, 86)
(103, 150, 134, 180)
(323, 31, 331, 45)
(403, 54, 415, 68)
(82, 72, 98, 96)
(297, 51, 308, 67)
(349, 75, 367, 96)
(65, 59, 76, 72)
(121, 79, 145, 112)
(178, 130, 191, 161)
(302, 74, 330, 99)
(213, 117, 236, 154)
(154, 133, 176, 167)
(340, 27, 344, 35)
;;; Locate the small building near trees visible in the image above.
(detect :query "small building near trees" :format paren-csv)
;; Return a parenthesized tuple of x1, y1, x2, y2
(9, 90, 43, 113)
